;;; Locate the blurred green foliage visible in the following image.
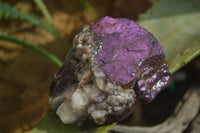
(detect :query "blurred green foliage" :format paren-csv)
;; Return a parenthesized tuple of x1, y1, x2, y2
(0, 1, 68, 66)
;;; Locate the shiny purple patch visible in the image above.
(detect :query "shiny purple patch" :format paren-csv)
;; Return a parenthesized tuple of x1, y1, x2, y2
(91, 16, 173, 103)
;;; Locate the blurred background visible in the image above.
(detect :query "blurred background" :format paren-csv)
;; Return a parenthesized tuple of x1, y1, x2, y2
(0, 0, 199, 133)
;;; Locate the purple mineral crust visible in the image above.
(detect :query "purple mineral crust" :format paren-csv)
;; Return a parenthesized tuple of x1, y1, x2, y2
(91, 16, 173, 103)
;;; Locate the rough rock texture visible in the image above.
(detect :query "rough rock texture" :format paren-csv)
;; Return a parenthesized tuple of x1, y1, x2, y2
(49, 16, 173, 125)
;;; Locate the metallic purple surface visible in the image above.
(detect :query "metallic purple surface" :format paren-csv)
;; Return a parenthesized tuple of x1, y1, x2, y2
(91, 16, 164, 85)
(135, 55, 173, 103)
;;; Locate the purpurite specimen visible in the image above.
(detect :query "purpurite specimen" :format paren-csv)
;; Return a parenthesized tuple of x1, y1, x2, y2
(49, 16, 173, 125)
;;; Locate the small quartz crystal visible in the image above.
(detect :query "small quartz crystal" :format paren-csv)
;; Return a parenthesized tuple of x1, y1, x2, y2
(49, 16, 173, 125)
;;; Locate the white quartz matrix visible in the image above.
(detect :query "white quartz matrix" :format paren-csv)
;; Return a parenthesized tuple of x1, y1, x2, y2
(49, 26, 137, 125)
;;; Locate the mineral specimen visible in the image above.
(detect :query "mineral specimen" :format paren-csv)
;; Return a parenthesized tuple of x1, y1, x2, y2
(49, 16, 173, 125)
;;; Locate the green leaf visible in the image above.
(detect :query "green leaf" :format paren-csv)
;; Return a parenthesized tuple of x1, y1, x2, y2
(27, 0, 200, 133)
(138, 0, 200, 73)
(94, 123, 116, 133)
(0, 2, 70, 50)
(34, 0, 53, 26)
(77, 0, 97, 20)
(0, 33, 62, 67)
